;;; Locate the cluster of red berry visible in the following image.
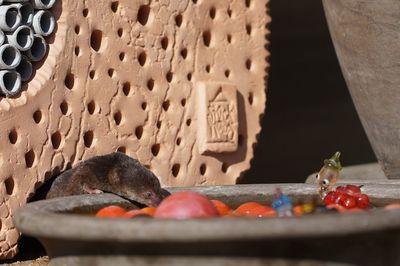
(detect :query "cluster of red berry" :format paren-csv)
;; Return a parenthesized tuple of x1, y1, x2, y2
(324, 185, 370, 209)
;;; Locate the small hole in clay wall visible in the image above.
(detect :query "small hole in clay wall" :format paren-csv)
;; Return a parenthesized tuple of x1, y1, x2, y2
(166, 72, 173, 83)
(25, 150, 35, 168)
(138, 51, 146, 66)
(64, 72, 75, 90)
(151, 144, 160, 156)
(74, 46, 80, 56)
(9, 129, 17, 144)
(137, 5, 150, 26)
(222, 163, 229, 173)
(87, 100, 95, 114)
(119, 52, 125, 61)
(205, 65, 211, 73)
(111, 1, 119, 13)
(180, 48, 188, 59)
(108, 69, 115, 78)
(200, 164, 206, 175)
(83, 131, 94, 148)
(248, 92, 254, 105)
(90, 29, 103, 52)
(181, 98, 186, 107)
(135, 126, 143, 139)
(203, 30, 211, 47)
(238, 134, 244, 146)
(172, 164, 180, 177)
(141, 102, 147, 110)
(147, 79, 154, 91)
(114, 111, 122, 125)
(245, 0, 251, 8)
(33, 110, 42, 124)
(117, 28, 123, 37)
(161, 37, 168, 50)
(209, 7, 216, 19)
(82, 8, 89, 17)
(156, 121, 162, 129)
(224, 69, 230, 78)
(187, 73, 192, 81)
(227, 34, 232, 43)
(122, 82, 131, 96)
(51, 131, 62, 149)
(186, 118, 191, 126)
(162, 100, 170, 111)
(117, 146, 126, 153)
(175, 14, 182, 27)
(192, 0, 197, 4)
(60, 100, 68, 115)
(246, 24, 252, 35)
(74, 25, 80, 34)
(227, 8, 232, 17)
(89, 70, 96, 79)
(4, 177, 14, 195)
(246, 59, 252, 70)
(176, 137, 181, 146)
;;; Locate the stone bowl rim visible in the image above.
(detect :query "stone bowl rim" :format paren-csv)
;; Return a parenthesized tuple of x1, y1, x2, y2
(14, 183, 400, 243)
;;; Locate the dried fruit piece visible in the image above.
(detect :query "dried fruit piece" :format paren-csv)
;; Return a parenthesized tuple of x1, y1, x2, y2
(211, 199, 231, 216)
(154, 191, 218, 219)
(234, 202, 276, 218)
(96, 205, 126, 218)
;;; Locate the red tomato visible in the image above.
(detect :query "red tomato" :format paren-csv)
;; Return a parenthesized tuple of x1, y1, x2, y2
(154, 191, 218, 219)
(233, 202, 276, 218)
(123, 209, 150, 218)
(95, 205, 126, 218)
(345, 184, 362, 196)
(357, 194, 370, 209)
(211, 200, 231, 216)
(343, 196, 357, 209)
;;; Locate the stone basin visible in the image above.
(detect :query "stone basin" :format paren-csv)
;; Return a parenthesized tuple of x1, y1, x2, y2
(14, 184, 400, 266)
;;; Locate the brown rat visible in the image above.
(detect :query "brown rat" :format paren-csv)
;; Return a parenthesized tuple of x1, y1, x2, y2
(46, 152, 169, 206)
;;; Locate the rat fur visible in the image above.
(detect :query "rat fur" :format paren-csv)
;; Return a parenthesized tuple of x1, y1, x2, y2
(46, 152, 169, 206)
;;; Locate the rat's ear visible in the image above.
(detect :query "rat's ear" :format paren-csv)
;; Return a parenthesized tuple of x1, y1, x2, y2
(108, 168, 121, 185)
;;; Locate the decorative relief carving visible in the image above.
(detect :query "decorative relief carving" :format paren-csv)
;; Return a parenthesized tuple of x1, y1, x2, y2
(197, 82, 239, 153)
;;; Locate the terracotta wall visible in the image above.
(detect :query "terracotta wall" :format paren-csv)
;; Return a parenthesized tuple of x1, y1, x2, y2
(243, 0, 376, 183)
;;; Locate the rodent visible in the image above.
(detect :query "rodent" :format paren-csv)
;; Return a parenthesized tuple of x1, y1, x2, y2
(46, 152, 169, 207)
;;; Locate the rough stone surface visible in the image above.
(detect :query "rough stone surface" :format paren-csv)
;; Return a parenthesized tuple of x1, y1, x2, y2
(0, 0, 270, 258)
(323, 0, 400, 179)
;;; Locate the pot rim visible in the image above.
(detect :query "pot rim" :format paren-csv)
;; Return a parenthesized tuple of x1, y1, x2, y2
(14, 183, 400, 242)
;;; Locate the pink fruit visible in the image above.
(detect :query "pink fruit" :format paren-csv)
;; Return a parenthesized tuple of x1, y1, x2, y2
(154, 191, 218, 219)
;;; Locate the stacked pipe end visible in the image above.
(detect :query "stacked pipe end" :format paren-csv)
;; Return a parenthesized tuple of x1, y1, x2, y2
(0, 0, 56, 97)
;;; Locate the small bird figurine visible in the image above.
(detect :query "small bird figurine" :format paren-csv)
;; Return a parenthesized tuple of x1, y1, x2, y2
(316, 152, 342, 199)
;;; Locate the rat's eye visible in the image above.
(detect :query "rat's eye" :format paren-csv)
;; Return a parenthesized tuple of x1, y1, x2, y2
(144, 191, 153, 198)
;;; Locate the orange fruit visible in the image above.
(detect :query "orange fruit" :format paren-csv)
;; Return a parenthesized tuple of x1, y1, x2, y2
(141, 207, 157, 216)
(233, 202, 276, 217)
(293, 205, 304, 216)
(211, 200, 231, 216)
(95, 205, 126, 218)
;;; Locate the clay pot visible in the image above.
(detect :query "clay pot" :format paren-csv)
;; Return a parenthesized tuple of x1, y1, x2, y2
(14, 184, 400, 266)
(322, 0, 400, 179)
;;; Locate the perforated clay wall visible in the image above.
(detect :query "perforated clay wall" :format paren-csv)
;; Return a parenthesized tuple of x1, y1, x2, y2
(0, 0, 270, 258)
